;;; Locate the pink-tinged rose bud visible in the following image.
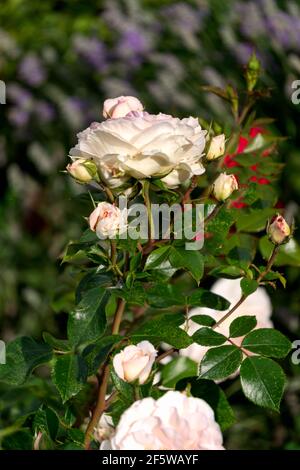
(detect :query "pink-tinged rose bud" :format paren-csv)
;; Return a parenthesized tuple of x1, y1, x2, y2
(67, 158, 97, 183)
(89, 202, 124, 239)
(103, 96, 143, 119)
(212, 173, 238, 201)
(113, 341, 157, 385)
(101, 391, 224, 450)
(206, 134, 226, 160)
(268, 214, 291, 245)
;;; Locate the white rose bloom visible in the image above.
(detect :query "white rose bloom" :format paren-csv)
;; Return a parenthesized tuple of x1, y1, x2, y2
(103, 96, 144, 119)
(89, 202, 125, 239)
(102, 391, 224, 450)
(113, 341, 157, 385)
(180, 278, 273, 377)
(69, 112, 206, 188)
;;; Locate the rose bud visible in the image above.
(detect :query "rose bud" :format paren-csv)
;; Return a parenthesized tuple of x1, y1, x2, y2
(212, 173, 238, 201)
(103, 96, 143, 119)
(113, 341, 157, 385)
(268, 214, 291, 245)
(89, 202, 123, 239)
(67, 158, 97, 183)
(206, 134, 226, 160)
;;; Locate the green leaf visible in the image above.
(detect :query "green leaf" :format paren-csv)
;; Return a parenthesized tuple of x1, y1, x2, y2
(66, 429, 85, 447)
(68, 287, 109, 347)
(236, 208, 276, 232)
(169, 247, 204, 283)
(0, 337, 52, 386)
(2, 430, 33, 450)
(79, 228, 99, 244)
(259, 236, 300, 267)
(209, 265, 244, 279)
(43, 333, 72, 352)
(188, 289, 230, 310)
(242, 329, 291, 358)
(110, 369, 134, 404)
(129, 251, 143, 272)
(226, 234, 256, 270)
(82, 335, 122, 376)
(161, 357, 198, 388)
(189, 314, 216, 327)
(76, 271, 111, 303)
(192, 327, 227, 346)
(240, 356, 286, 411)
(146, 284, 185, 308)
(33, 406, 59, 441)
(144, 246, 171, 270)
(205, 207, 235, 255)
(176, 378, 235, 431)
(199, 345, 243, 381)
(131, 313, 192, 349)
(229, 316, 257, 338)
(62, 243, 88, 264)
(52, 354, 87, 403)
(240, 278, 258, 296)
(113, 283, 146, 306)
(143, 259, 178, 281)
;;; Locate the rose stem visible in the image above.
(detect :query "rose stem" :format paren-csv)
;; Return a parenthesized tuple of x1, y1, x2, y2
(212, 245, 279, 330)
(84, 298, 126, 449)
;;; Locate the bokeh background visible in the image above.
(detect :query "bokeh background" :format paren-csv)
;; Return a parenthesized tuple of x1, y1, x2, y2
(1, 0, 300, 449)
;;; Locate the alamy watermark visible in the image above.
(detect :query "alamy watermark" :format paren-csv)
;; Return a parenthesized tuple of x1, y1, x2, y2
(0, 340, 6, 364)
(291, 80, 300, 105)
(0, 80, 6, 104)
(291, 340, 300, 365)
(98, 196, 207, 250)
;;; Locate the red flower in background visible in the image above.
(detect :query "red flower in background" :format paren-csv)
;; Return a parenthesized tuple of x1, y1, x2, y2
(224, 126, 272, 208)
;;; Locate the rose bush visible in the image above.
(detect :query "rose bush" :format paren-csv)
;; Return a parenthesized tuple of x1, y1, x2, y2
(0, 58, 294, 451)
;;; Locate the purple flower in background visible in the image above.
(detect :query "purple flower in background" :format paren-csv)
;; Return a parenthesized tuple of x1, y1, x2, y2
(34, 101, 56, 123)
(161, 2, 206, 34)
(8, 107, 30, 127)
(266, 11, 300, 51)
(117, 28, 152, 67)
(18, 53, 46, 87)
(236, 1, 300, 52)
(73, 35, 108, 72)
(233, 43, 255, 65)
(160, 2, 208, 50)
(7, 83, 33, 108)
(67, 97, 96, 125)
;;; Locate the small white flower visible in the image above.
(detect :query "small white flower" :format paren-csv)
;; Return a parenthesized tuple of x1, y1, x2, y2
(113, 341, 157, 385)
(103, 96, 143, 119)
(102, 391, 224, 450)
(206, 134, 226, 160)
(212, 173, 238, 201)
(66, 158, 97, 183)
(95, 413, 115, 443)
(89, 202, 125, 239)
